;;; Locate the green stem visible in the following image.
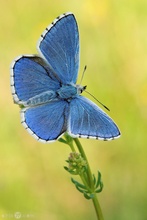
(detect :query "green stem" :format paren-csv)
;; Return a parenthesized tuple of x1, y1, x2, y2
(80, 172, 91, 192)
(92, 194, 104, 220)
(74, 138, 93, 187)
(68, 139, 76, 152)
(73, 138, 104, 220)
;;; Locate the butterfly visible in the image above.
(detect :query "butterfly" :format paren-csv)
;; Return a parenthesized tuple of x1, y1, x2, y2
(10, 12, 120, 143)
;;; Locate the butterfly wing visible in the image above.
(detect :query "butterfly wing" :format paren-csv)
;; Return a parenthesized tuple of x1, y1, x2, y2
(68, 96, 120, 140)
(10, 56, 60, 103)
(38, 12, 79, 84)
(21, 100, 69, 142)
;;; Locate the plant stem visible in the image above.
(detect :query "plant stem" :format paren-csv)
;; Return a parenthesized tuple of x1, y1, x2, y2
(92, 194, 104, 220)
(73, 138, 104, 220)
(68, 139, 76, 152)
(74, 138, 93, 187)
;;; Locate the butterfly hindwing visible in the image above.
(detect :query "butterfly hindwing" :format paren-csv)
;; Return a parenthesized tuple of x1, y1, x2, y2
(38, 12, 79, 84)
(68, 96, 120, 140)
(21, 100, 69, 142)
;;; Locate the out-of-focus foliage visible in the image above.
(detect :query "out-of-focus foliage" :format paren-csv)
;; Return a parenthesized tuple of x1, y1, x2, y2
(0, 0, 147, 219)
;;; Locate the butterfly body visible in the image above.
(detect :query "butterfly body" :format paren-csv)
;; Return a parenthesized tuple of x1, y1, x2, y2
(57, 84, 85, 100)
(10, 12, 120, 142)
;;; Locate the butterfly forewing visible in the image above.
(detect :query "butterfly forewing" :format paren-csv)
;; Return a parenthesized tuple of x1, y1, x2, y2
(38, 13, 79, 84)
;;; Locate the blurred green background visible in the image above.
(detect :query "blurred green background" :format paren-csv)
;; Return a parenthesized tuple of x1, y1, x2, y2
(1, 0, 147, 219)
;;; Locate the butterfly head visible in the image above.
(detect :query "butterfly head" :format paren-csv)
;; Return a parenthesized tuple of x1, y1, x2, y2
(76, 84, 87, 95)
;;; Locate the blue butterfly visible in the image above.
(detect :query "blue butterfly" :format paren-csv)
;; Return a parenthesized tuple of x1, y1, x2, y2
(10, 12, 120, 143)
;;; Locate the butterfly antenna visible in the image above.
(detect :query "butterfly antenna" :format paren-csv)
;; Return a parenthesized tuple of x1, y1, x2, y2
(85, 90, 110, 111)
(80, 65, 87, 85)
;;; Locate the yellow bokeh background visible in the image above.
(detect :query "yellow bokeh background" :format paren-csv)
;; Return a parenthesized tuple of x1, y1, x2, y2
(1, 0, 147, 219)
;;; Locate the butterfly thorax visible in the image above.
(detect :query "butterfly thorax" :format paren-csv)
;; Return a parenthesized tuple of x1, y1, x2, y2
(57, 84, 86, 101)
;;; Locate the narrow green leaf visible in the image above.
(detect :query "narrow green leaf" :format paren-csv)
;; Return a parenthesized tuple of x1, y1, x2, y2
(75, 185, 85, 193)
(95, 171, 101, 188)
(93, 174, 96, 186)
(84, 193, 91, 200)
(71, 178, 86, 189)
(58, 138, 67, 144)
(64, 166, 69, 171)
(83, 192, 94, 200)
